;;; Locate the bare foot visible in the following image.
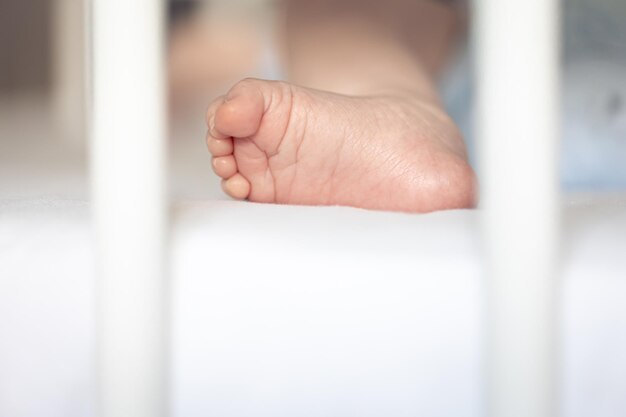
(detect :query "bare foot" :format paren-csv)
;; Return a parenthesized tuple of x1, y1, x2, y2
(206, 78, 476, 213)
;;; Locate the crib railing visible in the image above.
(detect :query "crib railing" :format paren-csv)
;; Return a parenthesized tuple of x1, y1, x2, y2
(87, 0, 561, 416)
(91, 1, 167, 416)
(475, 0, 560, 416)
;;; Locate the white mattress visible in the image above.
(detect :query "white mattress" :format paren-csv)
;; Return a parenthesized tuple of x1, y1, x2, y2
(1, 195, 626, 417)
(2, 98, 626, 416)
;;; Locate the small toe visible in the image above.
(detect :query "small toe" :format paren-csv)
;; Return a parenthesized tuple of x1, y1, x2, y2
(222, 173, 251, 200)
(206, 135, 234, 156)
(205, 95, 225, 126)
(212, 155, 238, 178)
(206, 96, 229, 140)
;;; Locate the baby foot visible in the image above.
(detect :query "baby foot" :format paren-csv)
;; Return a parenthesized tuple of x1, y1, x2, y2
(206, 78, 476, 212)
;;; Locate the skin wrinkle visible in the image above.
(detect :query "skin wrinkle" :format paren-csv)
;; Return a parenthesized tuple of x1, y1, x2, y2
(326, 107, 356, 203)
(207, 77, 474, 211)
(348, 107, 377, 172)
(267, 165, 277, 203)
(281, 98, 307, 203)
(242, 82, 292, 202)
(413, 100, 465, 157)
(353, 101, 398, 179)
(231, 140, 263, 201)
(268, 84, 308, 203)
(368, 159, 404, 205)
(263, 82, 287, 157)
(268, 85, 290, 201)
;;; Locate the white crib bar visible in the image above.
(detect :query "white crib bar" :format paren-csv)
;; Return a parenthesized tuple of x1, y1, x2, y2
(91, 1, 167, 417)
(475, 0, 561, 417)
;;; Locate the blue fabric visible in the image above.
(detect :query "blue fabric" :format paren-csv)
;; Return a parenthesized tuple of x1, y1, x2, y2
(440, 0, 626, 191)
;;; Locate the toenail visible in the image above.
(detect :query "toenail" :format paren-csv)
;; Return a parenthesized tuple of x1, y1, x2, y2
(212, 156, 236, 176)
(212, 157, 225, 169)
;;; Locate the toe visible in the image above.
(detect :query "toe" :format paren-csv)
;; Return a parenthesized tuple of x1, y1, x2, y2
(206, 96, 229, 140)
(206, 135, 234, 156)
(222, 173, 251, 200)
(205, 95, 225, 127)
(215, 79, 265, 138)
(212, 155, 238, 178)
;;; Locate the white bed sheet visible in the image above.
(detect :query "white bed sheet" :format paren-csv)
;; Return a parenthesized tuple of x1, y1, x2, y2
(2, 97, 626, 416)
(1, 196, 625, 417)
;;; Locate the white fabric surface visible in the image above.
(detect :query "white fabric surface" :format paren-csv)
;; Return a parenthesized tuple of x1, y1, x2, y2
(1, 94, 625, 417)
(1, 196, 625, 417)
(3, 2, 626, 411)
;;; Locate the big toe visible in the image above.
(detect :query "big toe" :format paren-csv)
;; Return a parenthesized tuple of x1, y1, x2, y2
(214, 79, 265, 138)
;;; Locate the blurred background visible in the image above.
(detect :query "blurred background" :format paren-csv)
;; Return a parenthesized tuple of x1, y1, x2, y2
(0, 0, 625, 203)
(0, 0, 280, 202)
(1, 3, 625, 417)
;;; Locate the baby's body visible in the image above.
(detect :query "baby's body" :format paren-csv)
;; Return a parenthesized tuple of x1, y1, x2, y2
(205, 0, 476, 212)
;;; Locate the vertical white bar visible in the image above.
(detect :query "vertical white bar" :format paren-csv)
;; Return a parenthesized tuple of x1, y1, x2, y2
(474, 0, 560, 417)
(91, 1, 167, 417)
